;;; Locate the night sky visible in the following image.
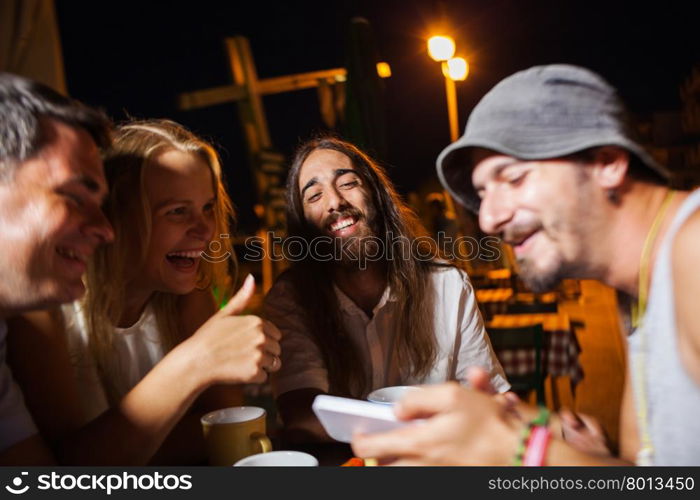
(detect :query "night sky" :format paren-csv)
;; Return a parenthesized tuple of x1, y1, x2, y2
(55, 0, 700, 232)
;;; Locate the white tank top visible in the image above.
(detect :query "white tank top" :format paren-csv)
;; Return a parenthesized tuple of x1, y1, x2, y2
(628, 188, 700, 465)
(62, 302, 166, 421)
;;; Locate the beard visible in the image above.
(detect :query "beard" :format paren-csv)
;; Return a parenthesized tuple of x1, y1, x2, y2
(308, 205, 382, 268)
(518, 254, 593, 293)
(508, 169, 596, 293)
(336, 233, 382, 268)
(514, 221, 593, 293)
(517, 255, 565, 293)
(336, 208, 382, 268)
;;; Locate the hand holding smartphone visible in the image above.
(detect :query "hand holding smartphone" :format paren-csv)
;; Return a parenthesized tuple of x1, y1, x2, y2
(312, 394, 410, 443)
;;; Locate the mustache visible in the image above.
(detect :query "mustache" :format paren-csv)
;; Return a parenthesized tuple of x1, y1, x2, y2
(502, 222, 542, 245)
(323, 207, 365, 228)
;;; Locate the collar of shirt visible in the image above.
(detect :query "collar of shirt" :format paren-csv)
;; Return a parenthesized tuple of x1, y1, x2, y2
(333, 283, 397, 321)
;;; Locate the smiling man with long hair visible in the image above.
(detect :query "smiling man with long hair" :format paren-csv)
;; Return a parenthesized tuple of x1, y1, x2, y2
(263, 136, 507, 443)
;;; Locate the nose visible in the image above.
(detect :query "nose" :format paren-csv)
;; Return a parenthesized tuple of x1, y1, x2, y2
(478, 190, 514, 235)
(83, 206, 114, 244)
(324, 186, 347, 214)
(187, 212, 215, 241)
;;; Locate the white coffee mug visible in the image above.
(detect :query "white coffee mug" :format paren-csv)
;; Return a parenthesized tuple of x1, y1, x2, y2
(367, 385, 420, 405)
(233, 450, 318, 467)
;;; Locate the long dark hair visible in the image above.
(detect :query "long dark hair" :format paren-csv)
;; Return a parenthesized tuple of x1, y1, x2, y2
(284, 136, 441, 397)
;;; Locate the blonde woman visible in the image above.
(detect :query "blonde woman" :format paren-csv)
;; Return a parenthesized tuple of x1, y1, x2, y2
(8, 120, 281, 465)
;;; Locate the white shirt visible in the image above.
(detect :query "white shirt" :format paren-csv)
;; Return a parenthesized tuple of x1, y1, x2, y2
(264, 266, 509, 398)
(0, 320, 38, 451)
(62, 302, 166, 421)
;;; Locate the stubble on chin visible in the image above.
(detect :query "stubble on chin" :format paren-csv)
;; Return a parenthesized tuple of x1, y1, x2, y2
(519, 269, 560, 293)
(516, 255, 564, 293)
(517, 251, 592, 293)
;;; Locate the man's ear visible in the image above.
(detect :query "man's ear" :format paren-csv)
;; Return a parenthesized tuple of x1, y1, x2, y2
(590, 146, 630, 190)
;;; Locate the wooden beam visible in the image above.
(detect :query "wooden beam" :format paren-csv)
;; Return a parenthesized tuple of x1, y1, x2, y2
(226, 36, 271, 150)
(258, 68, 346, 96)
(178, 84, 247, 111)
(178, 67, 346, 110)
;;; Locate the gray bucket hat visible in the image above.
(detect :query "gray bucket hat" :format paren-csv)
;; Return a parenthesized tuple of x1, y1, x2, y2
(436, 64, 670, 212)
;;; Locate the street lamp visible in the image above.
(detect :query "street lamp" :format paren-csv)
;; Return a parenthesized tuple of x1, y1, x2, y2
(376, 61, 392, 78)
(444, 57, 469, 81)
(427, 35, 468, 141)
(427, 36, 456, 62)
(426, 35, 472, 246)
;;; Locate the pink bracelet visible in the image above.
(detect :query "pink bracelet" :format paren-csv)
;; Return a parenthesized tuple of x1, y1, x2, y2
(523, 426, 552, 466)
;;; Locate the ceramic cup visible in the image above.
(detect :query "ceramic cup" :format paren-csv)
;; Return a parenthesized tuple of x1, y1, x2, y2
(201, 406, 272, 466)
(367, 385, 420, 405)
(233, 450, 319, 467)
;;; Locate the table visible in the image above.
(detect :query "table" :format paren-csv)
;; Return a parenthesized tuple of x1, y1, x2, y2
(475, 288, 513, 319)
(274, 436, 354, 466)
(475, 288, 560, 319)
(513, 291, 558, 304)
(487, 268, 512, 280)
(487, 313, 584, 406)
(476, 288, 513, 303)
(485, 268, 514, 288)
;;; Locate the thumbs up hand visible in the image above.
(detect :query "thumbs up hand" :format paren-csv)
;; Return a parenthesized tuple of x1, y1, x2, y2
(180, 274, 282, 386)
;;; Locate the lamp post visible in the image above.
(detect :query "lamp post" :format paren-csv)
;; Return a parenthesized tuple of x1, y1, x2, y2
(426, 36, 474, 258)
(427, 35, 469, 141)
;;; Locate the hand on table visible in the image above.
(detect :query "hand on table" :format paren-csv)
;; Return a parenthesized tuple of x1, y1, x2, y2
(559, 409, 612, 457)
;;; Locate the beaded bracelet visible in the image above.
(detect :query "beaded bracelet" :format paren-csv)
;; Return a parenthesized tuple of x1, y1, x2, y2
(523, 426, 552, 466)
(512, 405, 550, 466)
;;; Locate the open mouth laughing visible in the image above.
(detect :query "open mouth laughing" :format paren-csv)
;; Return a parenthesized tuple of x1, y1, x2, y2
(166, 249, 203, 271)
(56, 246, 88, 273)
(327, 212, 366, 237)
(329, 216, 358, 234)
(506, 227, 541, 257)
(56, 246, 87, 263)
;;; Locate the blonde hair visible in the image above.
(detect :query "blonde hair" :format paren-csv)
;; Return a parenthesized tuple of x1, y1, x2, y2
(83, 119, 236, 403)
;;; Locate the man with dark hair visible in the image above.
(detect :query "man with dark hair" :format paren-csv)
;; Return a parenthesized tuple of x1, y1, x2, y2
(0, 72, 114, 463)
(352, 64, 700, 465)
(264, 136, 508, 443)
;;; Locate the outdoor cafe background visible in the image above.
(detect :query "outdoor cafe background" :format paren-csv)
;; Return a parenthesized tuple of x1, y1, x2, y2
(4, 0, 700, 459)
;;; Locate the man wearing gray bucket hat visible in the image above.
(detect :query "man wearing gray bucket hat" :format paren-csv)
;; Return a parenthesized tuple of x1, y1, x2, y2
(353, 65, 700, 465)
(437, 64, 671, 213)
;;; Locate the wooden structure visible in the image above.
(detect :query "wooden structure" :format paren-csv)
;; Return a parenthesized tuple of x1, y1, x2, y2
(178, 36, 347, 291)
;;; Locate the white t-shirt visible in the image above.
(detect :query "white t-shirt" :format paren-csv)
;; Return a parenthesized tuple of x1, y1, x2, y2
(264, 266, 510, 398)
(0, 320, 38, 451)
(61, 302, 166, 421)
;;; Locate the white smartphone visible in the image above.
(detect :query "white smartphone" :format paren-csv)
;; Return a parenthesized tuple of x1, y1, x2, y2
(312, 394, 409, 443)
